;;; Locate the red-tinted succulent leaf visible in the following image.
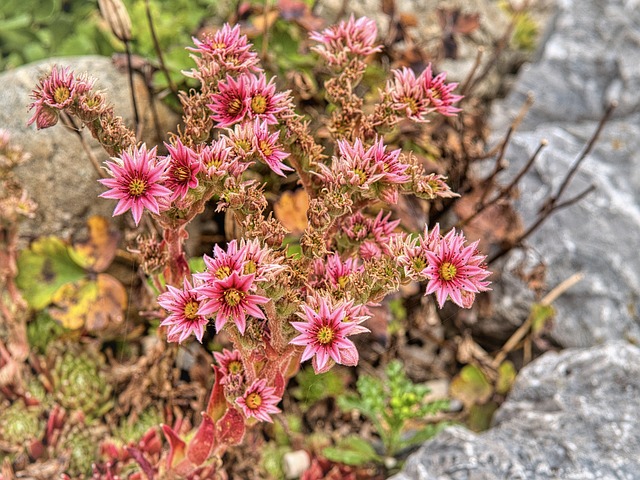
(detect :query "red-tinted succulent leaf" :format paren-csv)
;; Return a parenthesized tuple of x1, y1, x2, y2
(274, 371, 286, 398)
(186, 412, 216, 466)
(206, 365, 227, 422)
(217, 407, 245, 446)
(127, 447, 156, 480)
(161, 424, 187, 470)
(139, 427, 162, 455)
(28, 439, 45, 459)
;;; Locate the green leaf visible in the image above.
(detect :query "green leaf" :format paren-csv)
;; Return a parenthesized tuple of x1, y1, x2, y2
(531, 303, 555, 334)
(322, 436, 381, 466)
(292, 366, 345, 410)
(450, 364, 493, 408)
(48, 274, 127, 331)
(496, 361, 517, 395)
(16, 237, 86, 310)
(467, 401, 499, 432)
(188, 256, 206, 274)
(399, 423, 447, 451)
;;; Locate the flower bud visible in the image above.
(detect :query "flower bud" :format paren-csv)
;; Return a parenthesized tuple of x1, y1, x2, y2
(98, 0, 132, 42)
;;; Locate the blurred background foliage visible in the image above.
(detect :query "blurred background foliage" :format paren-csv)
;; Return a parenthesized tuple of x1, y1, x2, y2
(0, 0, 224, 77)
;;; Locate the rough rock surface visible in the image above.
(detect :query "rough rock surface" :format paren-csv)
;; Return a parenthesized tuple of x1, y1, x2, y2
(0, 56, 178, 242)
(391, 342, 640, 480)
(488, 0, 640, 347)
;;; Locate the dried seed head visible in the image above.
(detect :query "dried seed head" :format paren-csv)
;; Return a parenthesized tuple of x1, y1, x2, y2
(98, 0, 132, 42)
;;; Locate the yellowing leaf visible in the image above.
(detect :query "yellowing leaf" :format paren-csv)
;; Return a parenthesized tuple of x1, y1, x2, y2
(450, 364, 492, 408)
(68, 215, 120, 273)
(273, 189, 309, 235)
(531, 303, 555, 334)
(48, 274, 127, 331)
(49, 278, 98, 330)
(496, 361, 517, 395)
(467, 401, 499, 432)
(16, 236, 86, 310)
(251, 9, 279, 31)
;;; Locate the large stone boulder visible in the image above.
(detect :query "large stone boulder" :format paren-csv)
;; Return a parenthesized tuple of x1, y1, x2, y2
(488, 0, 640, 347)
(0, 56, 178, 242)
(391, 342, 640, 479)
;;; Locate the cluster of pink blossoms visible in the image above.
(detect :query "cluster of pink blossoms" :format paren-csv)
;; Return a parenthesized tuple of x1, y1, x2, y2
(340, 211, 401, 261)
(386, 64, 462, 120)
(398, 225, 491, 308)
(97, 125, 292, 225)
(158, 239, 283, 341)
(212, 349, 282, 423)
(29, 15, 489, 433)
(290, 296, 369, 374)
(186, 23, 260, 79)
(310, 15, 383, 67)
(318, 137, 411, 204)
(27, 66, 94, 129)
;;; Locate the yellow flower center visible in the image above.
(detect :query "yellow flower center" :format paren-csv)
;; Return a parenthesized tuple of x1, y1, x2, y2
(430, 88, 441, 100)
(439, 261, 457, 281)
(244, 260, 257, 275)
(174, 166, 191, 182)
(207, 158, 222, 169)
(402, 96, 418, 114)
(183, 301, 199, 320)
(215, 266, 232, 280)
(224, 288, 244, 307)
(316, 326, 335, 345)
(228, 98, 243, 115)
(353, 168, 367, 185)
(236, 140, 252, 152)
(337, 275, 348, 289)
(412, 257, 427, 272)
(245, 392, 262, 410)
(228, 360, 243, 375)
(251, 95, 268, 114)
(128, 178, 147, 197)
(53, 86, 71, 104)
(259, 140, 273, 156)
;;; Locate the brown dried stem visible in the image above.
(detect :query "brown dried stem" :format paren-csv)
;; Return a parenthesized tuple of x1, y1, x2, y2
(60, 112, 108, 179)
(457, 138, 547, 229)
(487, 102, 616, 264)
(492, 272, 584, 368)
(539, 101, 617, 216)
(145, 0, 178, 99)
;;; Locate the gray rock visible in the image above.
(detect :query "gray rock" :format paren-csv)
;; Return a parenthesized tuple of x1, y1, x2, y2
(391, 342, 640, 480)
(488, 0, 640, 347)
(0, 56, 178, 242)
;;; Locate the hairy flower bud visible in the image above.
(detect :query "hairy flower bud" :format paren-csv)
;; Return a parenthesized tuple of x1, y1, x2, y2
(98, 0, 132, 42)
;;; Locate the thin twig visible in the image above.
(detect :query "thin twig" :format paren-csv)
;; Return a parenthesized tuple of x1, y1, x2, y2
(472, 93, 533, 161)
(540, 101, 617, 215)
(123, 40, 141, 138)
(463, 16, 516, 96)
(145, 0, 178, 99)
(461, 138, 548, 229)
(488, 184, 596, 265)
(551, 184, 597, 212)
(142, 65, 164, 143)
(459, 47, 484, 97)
(498, 139, 547, 199)
(487, 103, 616, 265)
(478, 126, 513, 202)
(492, 272, 584, 367)
(261, 0, 271, 61)
(60, 113, 107, 179)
